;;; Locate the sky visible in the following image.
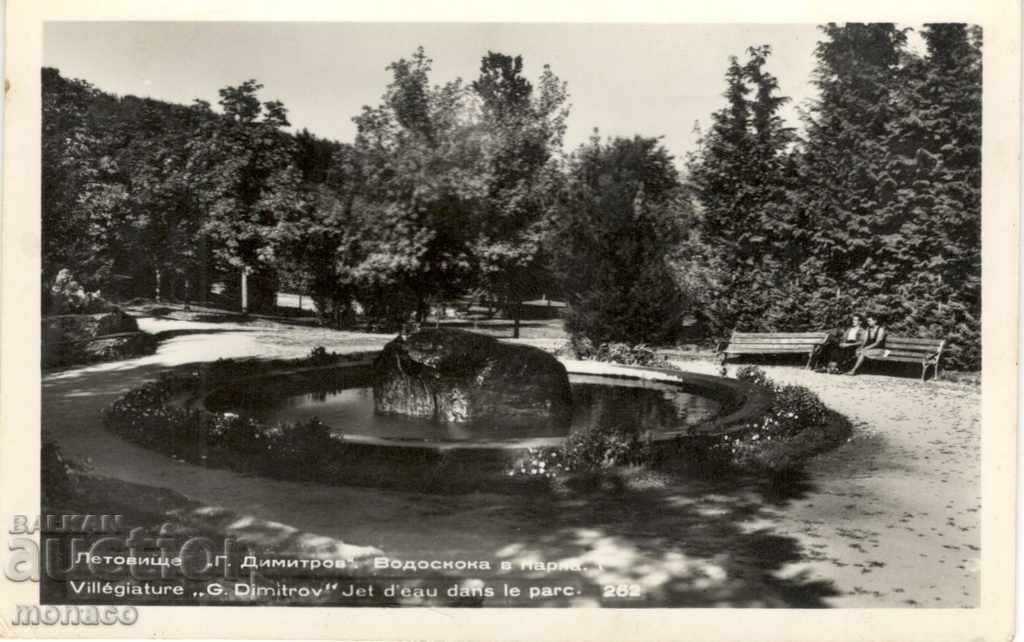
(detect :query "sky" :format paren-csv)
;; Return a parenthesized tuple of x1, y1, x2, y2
(43, 22, 831, 162)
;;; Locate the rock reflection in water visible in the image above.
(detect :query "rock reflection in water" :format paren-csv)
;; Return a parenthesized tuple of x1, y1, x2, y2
(230, 373, 722, 443)
(568, 375, 721, 437)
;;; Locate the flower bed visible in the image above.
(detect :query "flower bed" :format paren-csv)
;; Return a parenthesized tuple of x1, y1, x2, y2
(690, 366, 852, 473)
(507, 365, 849, 479)
(508, 422, 652, 478)
(102, 348, 364, 483)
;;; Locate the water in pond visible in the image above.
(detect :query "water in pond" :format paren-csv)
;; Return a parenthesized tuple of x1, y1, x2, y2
(231, 374, 722, 443)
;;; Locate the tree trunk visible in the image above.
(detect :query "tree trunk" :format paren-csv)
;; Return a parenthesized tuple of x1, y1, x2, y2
(154, 267, 162, 302)
(199, 235, 209, 307)
(184, 277, 192, 311)
(512, 300, 522, 339)
(240, 267, 249, 314)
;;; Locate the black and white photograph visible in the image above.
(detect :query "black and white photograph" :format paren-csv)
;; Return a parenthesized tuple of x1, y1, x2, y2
(2, 1, 1019, 639)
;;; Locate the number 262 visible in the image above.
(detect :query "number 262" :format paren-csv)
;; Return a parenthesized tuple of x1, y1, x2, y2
(602, 584, 642, 598)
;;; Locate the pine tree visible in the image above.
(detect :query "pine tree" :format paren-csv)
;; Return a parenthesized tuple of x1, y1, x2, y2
(794, 23, 910, 327)
(686, 47, 797, 333)
(880, 24, 982, 368)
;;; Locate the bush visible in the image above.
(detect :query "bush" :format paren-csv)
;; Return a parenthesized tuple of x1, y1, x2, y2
(554, 335, 596, 359)
(41, 436, 76, 506)
(508, 422, 651, 478)
(103, 362, 350, 484)
(697, 369, 848, 472)
(48, 268, 109, 315)
(561, 422, 650, 471)
(556, 337, 679, 370)
(261, 419, 336, 480)
(735, 365, 771, 388)
(770, 385, 831, 437)
(307, 346, 336, 366)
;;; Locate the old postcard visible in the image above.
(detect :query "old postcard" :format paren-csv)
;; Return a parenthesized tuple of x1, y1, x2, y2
(1, 0, 1018, 640)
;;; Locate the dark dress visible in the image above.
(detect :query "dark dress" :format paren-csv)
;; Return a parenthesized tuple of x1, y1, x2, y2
(860, 326, 889, 358)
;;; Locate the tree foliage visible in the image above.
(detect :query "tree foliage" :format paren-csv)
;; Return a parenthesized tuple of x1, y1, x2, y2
(553, 135, 691, 344)
(470, 52, 569, 336)
(42, 27, 983, 368)
(686, 46, 799, 332)
(686, 24, 982, 369)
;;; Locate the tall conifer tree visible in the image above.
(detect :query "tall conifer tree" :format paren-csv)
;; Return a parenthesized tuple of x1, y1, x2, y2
(879, 24, 982, 368)
(796, 24, 909, 325)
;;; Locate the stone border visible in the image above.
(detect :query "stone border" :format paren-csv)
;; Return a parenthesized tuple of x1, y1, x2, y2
(198, 352, 772, 454)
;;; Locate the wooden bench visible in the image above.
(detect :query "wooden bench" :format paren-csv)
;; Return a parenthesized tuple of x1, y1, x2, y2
(716, 331, 831, 369)
(859, 336, 946, 381)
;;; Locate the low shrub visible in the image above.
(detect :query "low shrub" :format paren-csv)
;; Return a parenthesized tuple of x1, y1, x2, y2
(103, 363, 350, 484)
(261, 419, 336, 480)
(48, 268, 110, 315)
(306, 346, 337, 366)
(508, 422, 651, 478)
(696, 368, 849, 473)
(560, 422, 650, 471)
(507, 447, 567, 479)
(554, 335, 595, 360)
(735, 365, 771, 388)
(41, 435, 76, 506)
(555, 336, 678, 370)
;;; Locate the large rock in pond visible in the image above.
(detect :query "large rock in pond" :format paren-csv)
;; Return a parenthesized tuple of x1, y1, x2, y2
(373, 329, 573, 426)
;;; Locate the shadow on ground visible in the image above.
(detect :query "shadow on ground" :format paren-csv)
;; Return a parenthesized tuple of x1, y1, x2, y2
(469, 470, 839, 607)
(41, 330, 841, 608)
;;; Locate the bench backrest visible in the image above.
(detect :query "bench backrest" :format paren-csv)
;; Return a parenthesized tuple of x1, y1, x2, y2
(729, 331, 830, 345)
(881, 336, 945, 357)
(725, 331, 831, 353)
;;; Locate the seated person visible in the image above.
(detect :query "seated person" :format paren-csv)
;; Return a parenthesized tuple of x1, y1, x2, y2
(828, 313, 866, 371)
(847, 313, 888, 375)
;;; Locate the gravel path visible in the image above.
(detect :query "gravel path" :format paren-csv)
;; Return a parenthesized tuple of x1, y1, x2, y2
(42, 319, 979, 607)
(688, 361, 980, 607)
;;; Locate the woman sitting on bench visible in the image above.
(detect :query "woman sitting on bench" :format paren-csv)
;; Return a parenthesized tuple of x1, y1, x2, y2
(847, 313, 888, 376)
(828, 313, 866, 371)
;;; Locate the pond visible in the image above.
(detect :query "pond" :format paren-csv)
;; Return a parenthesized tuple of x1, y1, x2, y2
(207, 370, 724, 446)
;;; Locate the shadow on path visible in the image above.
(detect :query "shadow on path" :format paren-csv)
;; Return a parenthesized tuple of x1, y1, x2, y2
(42, 344, 839, 607)
(471, 470, 838, 607)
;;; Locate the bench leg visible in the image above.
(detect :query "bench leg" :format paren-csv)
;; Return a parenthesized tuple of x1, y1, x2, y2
(805, 351, 815, 369)
(921, 363, 928, 382)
